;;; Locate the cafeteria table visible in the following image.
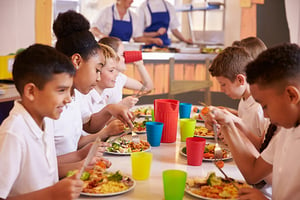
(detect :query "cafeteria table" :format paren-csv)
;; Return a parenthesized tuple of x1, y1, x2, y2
(78, 131, 245, 200)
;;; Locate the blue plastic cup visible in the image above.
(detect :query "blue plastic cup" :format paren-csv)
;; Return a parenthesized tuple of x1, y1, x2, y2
(179, 103, 192, 118)
(146, 122, 164, 147)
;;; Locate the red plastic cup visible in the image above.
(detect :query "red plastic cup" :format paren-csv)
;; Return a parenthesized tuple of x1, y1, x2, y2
(186, 137, 206, 166)
(124, 51, 143, 63)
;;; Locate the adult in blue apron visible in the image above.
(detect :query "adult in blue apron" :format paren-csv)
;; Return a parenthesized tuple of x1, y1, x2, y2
(144, 0, 170, 48)
(109, 5, 133, 41)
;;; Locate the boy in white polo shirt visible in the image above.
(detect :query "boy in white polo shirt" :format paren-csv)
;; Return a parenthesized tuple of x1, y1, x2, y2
(210, 43, 300, 200)
(0, 44, 83, 199)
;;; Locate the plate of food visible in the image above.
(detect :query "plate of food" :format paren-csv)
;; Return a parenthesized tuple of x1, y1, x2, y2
(106, 138, 151, 155)
(180, 143, 232, 161)
(185, 172, 251, 199)
(132, 117, 151, 134)
(79, 161, 136, 197)
(132, 105, 153, 117)
(194, 125, 214, 139)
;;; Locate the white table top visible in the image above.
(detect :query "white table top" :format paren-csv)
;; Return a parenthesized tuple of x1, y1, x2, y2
(78, 132, 245, 200)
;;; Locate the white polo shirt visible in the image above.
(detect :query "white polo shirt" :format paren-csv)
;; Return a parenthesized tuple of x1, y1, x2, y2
(92, 3, 143, 39)
(85, 88, 109, 114)
(238, 95, 269, 137)
(0, 101, 58, 198)
(138, 0, 180, 31)
(53, 89, 90, 156)
(261, 126, 300, 200)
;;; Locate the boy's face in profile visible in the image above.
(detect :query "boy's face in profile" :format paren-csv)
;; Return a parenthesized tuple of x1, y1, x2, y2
(98, 58, 119, 89)
(32, 73, 73, 122)
(216, 76, 246, 100)
(250, 83, 298, 128)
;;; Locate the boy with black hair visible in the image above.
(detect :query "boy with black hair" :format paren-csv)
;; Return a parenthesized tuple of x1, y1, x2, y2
(0, 44, 83, 200)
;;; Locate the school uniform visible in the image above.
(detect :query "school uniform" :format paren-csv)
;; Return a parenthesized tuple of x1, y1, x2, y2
(139, 0, 180, 46)
(93, 3, 143, 41)
(53, 89, 91, 156)
(238, 95, 269, 137)
(261, 126, 300, 200)
(0, 101, 58, 198)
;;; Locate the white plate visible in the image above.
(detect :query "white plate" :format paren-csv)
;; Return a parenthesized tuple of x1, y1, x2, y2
(81, 178, 136, 197)
(194, 135, 214, 139)
(185, 176, 247, 200)
(185, 187, 238, 200)
(105, 146, 151, 156)
(180, 146, 232, 161)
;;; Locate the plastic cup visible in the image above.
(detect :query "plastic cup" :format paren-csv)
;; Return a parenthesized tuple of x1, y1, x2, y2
(146, 121, 164, 147)
(131, 152, 152, 180)
(186, 137, 206, 166)
(154, 99, 179, 143)
(163, 169, 187, 200)
(180, 118, 196, 142)
(179, 102, 192, 118)
(124, 51, 143, 63)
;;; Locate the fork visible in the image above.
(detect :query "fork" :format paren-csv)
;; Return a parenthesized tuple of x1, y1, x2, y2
(131, 130, 140, 143)
(213, 121, 223, 159)
(213, 161, 239, 190)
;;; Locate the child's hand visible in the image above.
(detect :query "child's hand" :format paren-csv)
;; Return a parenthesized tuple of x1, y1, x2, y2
(52, 173, 83, 200)
(152, 38, 163, 46)
(238, 187, 268, 200)
(120, 96, 139, 108)
(106, 104, 134, 129)
(106, 119, 125, 136)
(133, 60, 144, 68)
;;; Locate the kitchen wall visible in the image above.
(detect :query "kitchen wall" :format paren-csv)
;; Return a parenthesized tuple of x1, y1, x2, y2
(0, 0, 241, 55)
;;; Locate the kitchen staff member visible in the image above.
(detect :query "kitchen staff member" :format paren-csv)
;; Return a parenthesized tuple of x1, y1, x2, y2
(91, 0, 163, 46)
(139, 0, 192, 47)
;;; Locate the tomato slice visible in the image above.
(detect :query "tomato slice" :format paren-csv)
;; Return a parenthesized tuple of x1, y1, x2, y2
(201, 106, 210, 115)
(215, 160, 224, 168)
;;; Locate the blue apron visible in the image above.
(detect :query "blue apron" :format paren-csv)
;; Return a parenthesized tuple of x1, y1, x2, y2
(109, 5, 133, 41)
(144, 0, 170, 47)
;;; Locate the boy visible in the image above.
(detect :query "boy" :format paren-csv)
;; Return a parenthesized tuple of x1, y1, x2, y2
(0, 44, 83, 199)
(212, 43, 300, 199)
(208, 46, 269, 150)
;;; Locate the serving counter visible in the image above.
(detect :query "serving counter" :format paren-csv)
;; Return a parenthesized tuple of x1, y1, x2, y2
(141, 52, 216, 105)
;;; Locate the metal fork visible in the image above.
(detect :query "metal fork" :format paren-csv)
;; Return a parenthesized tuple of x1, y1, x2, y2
(131, 130, 140, 143)
(214, 161, 239, 190)
(213, 123, 223, 159)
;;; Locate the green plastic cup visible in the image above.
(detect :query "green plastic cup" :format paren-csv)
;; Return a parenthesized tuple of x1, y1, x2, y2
(163, 169, 187, 200)
(179, 118, 196, 142)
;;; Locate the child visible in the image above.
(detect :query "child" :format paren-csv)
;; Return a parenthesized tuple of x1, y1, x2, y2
(232, 36, 267, 59)
(0, 44, 83, 199)
(99, 36, 154, 108)
(208, 46, 269, 150)
(211, 43, 300, 200)
(52, 10, 132, 156)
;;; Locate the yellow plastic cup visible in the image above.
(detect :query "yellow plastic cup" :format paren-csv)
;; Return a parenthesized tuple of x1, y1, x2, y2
(131, 152, 152, 180)
(180, 118, 196, 142)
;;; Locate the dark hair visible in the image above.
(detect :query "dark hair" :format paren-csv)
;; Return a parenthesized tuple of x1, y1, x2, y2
(99, 36, 121, 53)
(209, 46, 253, 82)
(246, 43, 300, 89)
(13, 44, 75, 95)
(239, 37, 267, 59)
(53, 10, 100, 60)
